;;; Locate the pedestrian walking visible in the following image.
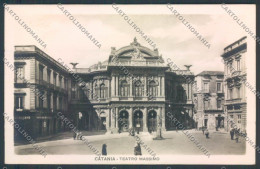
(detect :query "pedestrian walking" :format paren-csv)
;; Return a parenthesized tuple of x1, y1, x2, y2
(230, 128, 234, 140)
(73, 132, 77, 140)
(202, 127, 205, 134)
(102, 144, 107, 156)
(134, 142, 142, 156)
(205, 129, 209, 139)
(235, 128, 240, 143)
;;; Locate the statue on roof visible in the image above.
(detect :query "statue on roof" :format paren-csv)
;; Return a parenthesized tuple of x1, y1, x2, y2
(130, 37, 140, 46)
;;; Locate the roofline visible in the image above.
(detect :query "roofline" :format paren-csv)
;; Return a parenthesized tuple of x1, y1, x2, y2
(223, 36, 247, 50)
(14, 45, 69, 73)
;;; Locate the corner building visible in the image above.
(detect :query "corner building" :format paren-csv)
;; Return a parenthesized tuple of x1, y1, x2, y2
(221, 36, 247, 133)
(14, 46, 71, 140)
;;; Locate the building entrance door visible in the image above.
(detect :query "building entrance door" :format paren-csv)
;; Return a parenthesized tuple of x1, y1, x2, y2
(216, 115, 224, 128)
(148, 110, 157, 132)
(134, 111, 143, 132)
(119, 111, 129, 132)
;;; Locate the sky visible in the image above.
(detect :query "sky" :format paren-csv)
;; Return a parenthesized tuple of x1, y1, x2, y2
(5, 4, 255, 75)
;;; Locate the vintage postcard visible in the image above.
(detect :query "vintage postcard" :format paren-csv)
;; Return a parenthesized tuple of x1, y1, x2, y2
(3, 4, 256, 165)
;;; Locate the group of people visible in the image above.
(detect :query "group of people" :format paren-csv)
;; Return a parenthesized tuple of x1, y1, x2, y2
(230, 127, 241, 143)
(102, 142, 142, 156)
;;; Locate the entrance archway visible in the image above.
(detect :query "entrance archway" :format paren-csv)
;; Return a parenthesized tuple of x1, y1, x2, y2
(148, 110, 157, 132)
(119, 111, 129, 132)
(133, 110, 143, 132)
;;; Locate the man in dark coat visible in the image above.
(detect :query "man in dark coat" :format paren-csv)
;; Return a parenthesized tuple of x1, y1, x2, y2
(102, 144, 107, 156)
(230, 128, 234, 140)
(134, 142, 142, 155)
(205, 129, 209, 139)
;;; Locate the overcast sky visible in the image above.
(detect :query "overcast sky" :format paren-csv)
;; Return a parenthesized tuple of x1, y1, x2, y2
(5, 4, 255, 74)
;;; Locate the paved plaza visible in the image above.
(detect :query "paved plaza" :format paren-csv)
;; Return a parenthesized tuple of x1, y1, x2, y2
(15, 130, 245, 156)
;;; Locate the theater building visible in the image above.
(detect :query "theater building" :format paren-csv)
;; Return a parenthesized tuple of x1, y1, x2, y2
(70, 38, 195, 133)
(193, 71, 225, 131)
(221, 36, 247, 133)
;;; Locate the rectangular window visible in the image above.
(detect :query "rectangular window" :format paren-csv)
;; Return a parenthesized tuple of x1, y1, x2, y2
(53, 94, 57, 111)
(230, 115, 233, 119)
(229, 89, 233, 99)
(59, 76, 62, 88)
(217, 83, 221, 92)
(64, 78, 67, 89)
(15, 66, 24, 83)
(203, 82, 209, 92)
(237, 87, 240, 98)
(47, 93, 51, 110)
(237, 60, 240, 71)
(47, 70, 51, 83)
(39, 65, 44, 81)
(39, 91, 44, 109)
(72, 82, 77, 99)
(217, 100, 221, 108)
(15, 95, 24, 109)
(238, 114, 241, 124)
(53, 73, 57, 86)
(229, 62, 233, 74)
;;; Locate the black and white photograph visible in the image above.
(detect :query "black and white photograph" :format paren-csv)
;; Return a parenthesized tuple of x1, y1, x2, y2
(3, 3, 257, 165)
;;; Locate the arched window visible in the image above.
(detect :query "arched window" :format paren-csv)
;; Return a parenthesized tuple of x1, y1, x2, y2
(120, 80, 129, 96)
(148, 81, 157, 97)
(176, 85, 185, 101)
(134, 80, 144, 96)
(100, 83, 106, 99)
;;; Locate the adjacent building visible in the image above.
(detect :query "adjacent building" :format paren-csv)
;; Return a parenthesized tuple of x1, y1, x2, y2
(221, 36, 247, 133)
(193, 71, 225, 131)
(14, 46, 72, 140)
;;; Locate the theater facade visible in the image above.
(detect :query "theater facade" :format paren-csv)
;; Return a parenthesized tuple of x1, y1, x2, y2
(70, 38, 195, 133)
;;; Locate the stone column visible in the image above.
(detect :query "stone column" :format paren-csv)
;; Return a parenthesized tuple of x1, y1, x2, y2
(143, 107, 148, 132)
(111, 108, 115, 129)
(91, 81, 94, 99)
(106, 111, 110, 132)
(115, 107, 119, 130)
(115, 76, 118, 96)
(129, 107, 133, 128)
(159, 76, 161, 96)
(130, 79, 133, 97)
(144, 76, 147, 97)
(162, 76, 165, 96)
(111, 76, 115, 97)
(161, 106, 166, 131)
(108, 78, 111, 97)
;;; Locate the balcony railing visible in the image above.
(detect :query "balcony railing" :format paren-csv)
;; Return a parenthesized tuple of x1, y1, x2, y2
(226, 98, 242, 104)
